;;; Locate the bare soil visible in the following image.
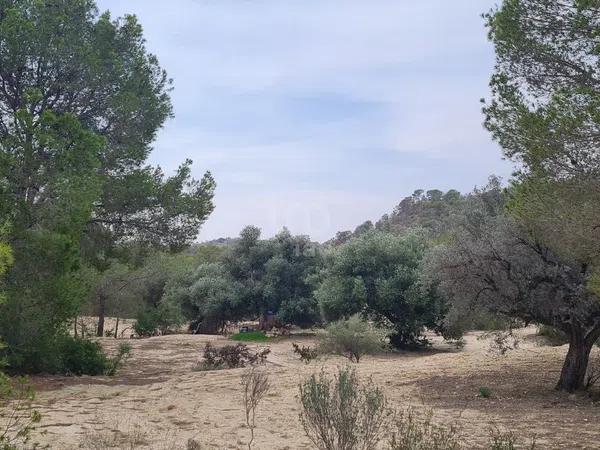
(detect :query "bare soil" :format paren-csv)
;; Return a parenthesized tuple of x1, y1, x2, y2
(23, 326, 600, 449)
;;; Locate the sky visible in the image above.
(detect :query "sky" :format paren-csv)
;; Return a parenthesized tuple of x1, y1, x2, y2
(97, 0, 513, 242)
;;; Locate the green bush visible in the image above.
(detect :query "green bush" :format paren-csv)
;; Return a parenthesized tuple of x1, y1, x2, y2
(134, 304, 182, 337)
(231, 331, 271, 342)
(133, 308, 162, 337)
(105, 343, 132, 377)
(299, 366, 390, 450)
(389, 407, 462, 450)
(318, 315, 386, 363)
(58, 337, 108, 376)
(478, 387, 492, 399)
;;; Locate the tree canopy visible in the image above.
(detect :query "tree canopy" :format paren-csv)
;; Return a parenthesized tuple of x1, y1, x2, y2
(0, 0, 215, 371)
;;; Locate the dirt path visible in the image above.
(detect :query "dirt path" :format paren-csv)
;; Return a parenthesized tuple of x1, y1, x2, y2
(24, 328, 600, 449)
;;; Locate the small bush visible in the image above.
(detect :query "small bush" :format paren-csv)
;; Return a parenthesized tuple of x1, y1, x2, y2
(241, 367, 271, 450)
(389, 407, 461, 450)
(585, 352, 600, 390)
(478, 387, 492, 399)
(298, 366, 390, 450)
(0, 374, 41, 449)
(105, 343, 132, 377)
(231, 331, 271, 343)
(58, 336, 108, 376)
(133, 308, 162, 337)
(484, 330, 519, 356)
(536, 325, 568, 347)
(196, 343, 270, 371)
(488, 427, 536, 450)
(292, 343, 319, 364)
(318, 315, 386, 363)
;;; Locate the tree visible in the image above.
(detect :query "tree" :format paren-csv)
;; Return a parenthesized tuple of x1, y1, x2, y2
(483, 0, 600, 268)
(484, 0, 600, 179)
(316, 231, 447, 348)
(0, 0, 215, 371)
(166, 227, 323, 331)
(481, 0, 600, 391)
(429, 200, 600, 392)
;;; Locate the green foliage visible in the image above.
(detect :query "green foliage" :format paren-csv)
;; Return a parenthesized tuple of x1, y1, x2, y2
(298, 366, 390, 450)
(58, 337, 108, 376)
(478, 387, 492, 399)
(389, 408, 462, 450)
(231, 332, 271, 343)
(317, 231, 447, 348)
(0, 0, 215, 373)
(105, 343, 132, 377)
(166, 227, 323, 331)
(317, 315, 386, 363)
(133, 305, 180, 337)
(0, 374, 41, 449)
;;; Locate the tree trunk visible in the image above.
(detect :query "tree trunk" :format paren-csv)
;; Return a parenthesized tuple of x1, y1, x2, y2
(556, 328, 593, 392)
(114, 317, 119, 339)
(96, 290, 106, 337)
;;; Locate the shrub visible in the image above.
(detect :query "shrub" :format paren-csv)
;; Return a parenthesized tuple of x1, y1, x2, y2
(488, 428, 536, 450)
(58, 336, 108, 376)
(292, 343, 319, 364)
(585, 352, 600, 390)
(484, 330, 519, 356)
(231, 332, 271, 343)
(105, 343, 132, 377)
(133, 308, 162, 337)
(298, 366, 390, 450)
(0, 374, 41, 449)
(133, 304, 182, 337)
(478, 387, 492, 399)
(241, 367, 271, 450)
(389, 407, 461, 450)
(318, 315, 386, 363)
(197, 343, 270, 371)
(536, 325, 568, 347)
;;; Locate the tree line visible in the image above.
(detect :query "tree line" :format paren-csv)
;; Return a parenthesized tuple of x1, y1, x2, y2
(1, 0, 599, 394)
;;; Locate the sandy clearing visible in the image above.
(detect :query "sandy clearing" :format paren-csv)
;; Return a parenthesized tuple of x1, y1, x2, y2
(18, 328, 600, 449)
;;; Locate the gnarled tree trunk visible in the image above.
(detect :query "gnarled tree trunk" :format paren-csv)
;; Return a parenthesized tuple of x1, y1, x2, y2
(556, 325, 598, 392)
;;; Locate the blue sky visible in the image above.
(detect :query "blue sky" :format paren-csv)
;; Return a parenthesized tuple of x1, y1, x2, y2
(97, 0, 512, 242)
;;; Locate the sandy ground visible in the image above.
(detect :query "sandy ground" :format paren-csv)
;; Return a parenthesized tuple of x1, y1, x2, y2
(17, 327, 600, 449)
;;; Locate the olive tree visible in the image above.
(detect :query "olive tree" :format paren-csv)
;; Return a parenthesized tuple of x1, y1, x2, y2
(429, 207, 600, 392)
(316, 231, 447, 348)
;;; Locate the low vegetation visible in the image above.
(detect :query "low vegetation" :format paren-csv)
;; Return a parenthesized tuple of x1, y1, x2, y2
(0, 374, 41, 450)
(299, 367, 391, 450)
(196, 343, 270, 371)
(389, 408, 461, 450)
(488, 428, 537, 450)
(317, 315, 387, 363)
(292, 343, 319, 364)
(231, 332, 271, 343)
(240, 367, 271, 450)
